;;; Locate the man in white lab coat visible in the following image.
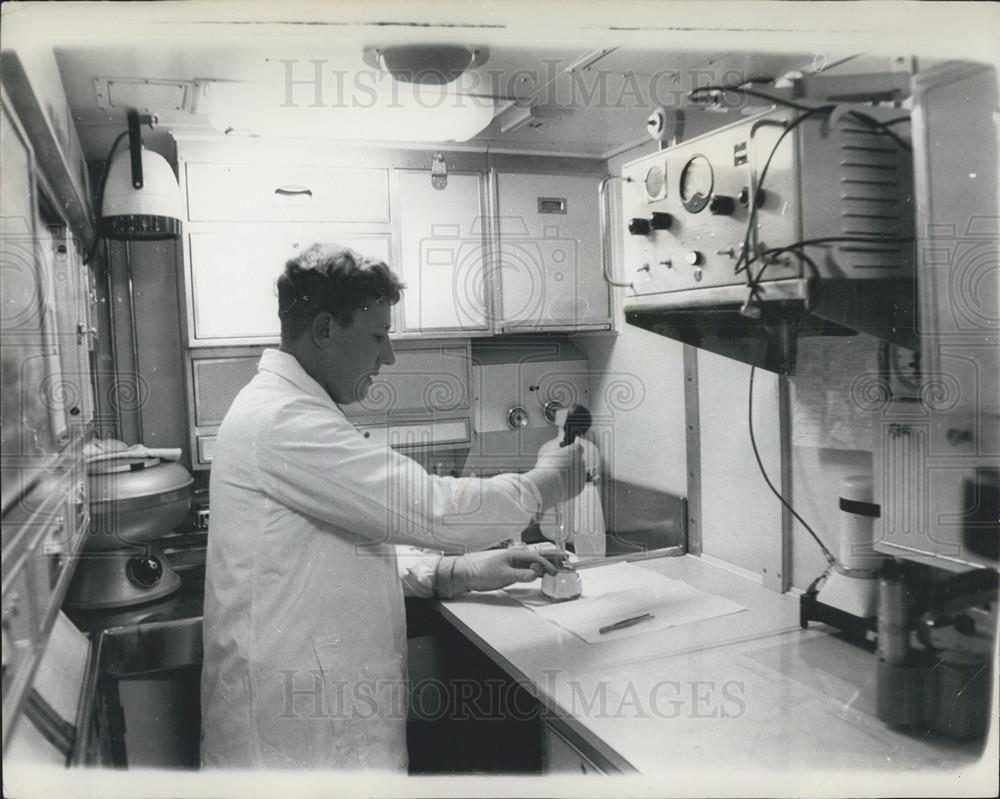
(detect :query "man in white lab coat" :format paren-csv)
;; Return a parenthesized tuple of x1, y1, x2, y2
(200, 243, 585, 770)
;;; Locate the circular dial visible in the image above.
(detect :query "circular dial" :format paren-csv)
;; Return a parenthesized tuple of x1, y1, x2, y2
(644, 164, 666, 201)
(679, 155, 714, 213)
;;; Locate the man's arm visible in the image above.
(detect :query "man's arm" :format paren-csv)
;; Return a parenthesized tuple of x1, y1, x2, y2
(258, 398, 585, 553)
(396, 545, 557, 599)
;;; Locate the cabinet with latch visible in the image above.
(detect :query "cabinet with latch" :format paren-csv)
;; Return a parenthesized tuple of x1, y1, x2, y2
(494, 170, 612, 333)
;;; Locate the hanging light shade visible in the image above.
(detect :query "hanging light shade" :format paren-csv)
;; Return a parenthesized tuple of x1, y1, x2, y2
(98, 110, 182, 241)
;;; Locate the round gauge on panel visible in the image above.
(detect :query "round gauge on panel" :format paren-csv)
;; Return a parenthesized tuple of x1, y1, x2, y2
(679, 154, 713, 213)
(644, 164, 666, 202)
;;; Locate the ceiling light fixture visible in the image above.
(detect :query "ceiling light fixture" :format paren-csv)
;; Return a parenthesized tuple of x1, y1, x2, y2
(361, 44, 490, 85)
(206, 79, 500, 144)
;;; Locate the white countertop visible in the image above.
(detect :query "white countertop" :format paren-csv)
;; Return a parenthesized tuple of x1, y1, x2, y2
(436, 554, 994, 788)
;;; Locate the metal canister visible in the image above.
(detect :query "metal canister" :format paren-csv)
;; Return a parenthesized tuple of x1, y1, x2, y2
(877, 569, 909, 665)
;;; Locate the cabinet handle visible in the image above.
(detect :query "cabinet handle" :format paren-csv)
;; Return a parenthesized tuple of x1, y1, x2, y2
(274, 186, 313, 198)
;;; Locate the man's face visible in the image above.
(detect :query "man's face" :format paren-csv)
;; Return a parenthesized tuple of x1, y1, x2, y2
(317, 301, 395, 405)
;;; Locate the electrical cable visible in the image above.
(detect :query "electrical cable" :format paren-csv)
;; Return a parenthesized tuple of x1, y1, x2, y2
(689, 86, 914, 152)
(748, 365, 836, 565)
(735, 105, 835, 281)
(845, 109, 912, 151)
(83, 130, 129, 265)
(688, 84, 816, 113)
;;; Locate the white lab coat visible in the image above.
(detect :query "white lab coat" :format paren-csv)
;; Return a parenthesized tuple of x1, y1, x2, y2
(200, 349, 543, 770)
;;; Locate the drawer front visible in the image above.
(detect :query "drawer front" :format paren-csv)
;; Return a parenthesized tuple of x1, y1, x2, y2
(185, 163, 390, 223)
(192, 355, 259, 426)
(187, 230, 391, 342)
(198, 418, 470, 465)
(358, 418, 471, 449)
(347, 344, 470, 418)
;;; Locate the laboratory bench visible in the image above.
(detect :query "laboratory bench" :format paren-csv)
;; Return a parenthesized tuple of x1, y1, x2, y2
(21, 541, 991, 782)
(431, 554, 992, 779)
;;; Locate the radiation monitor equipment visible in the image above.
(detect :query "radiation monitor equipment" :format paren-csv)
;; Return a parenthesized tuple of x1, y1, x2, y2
(619, 100, 915, 373)
(800, 475, 886, 644)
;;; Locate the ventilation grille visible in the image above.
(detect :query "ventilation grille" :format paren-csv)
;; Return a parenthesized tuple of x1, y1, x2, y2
(836, 119, 914, 272)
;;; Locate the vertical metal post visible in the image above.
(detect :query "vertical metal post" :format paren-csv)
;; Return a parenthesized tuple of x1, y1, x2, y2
(771, 374, 793, 592)
(683, 344, 702, 556)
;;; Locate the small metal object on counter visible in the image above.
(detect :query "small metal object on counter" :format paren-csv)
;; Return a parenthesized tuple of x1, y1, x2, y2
(541, 568, 582, 601)
(538, 547, 582, 601)
(599, 612, 654, 635)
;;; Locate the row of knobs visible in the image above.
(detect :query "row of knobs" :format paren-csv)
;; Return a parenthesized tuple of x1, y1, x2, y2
(628, 188, 765, 235)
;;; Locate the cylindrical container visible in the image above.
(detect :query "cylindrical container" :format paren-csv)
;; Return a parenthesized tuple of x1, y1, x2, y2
(877, 567, 909, 665)
(930, 650, 992, 739)
(838, 475, 885, 571)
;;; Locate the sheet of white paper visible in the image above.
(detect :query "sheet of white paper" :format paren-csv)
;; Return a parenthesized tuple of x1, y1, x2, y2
(503, 562, 746, 644)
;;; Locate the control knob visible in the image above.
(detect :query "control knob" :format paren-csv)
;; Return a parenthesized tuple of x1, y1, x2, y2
(685, 251, 703, 266)
(126, 555, 164, 588)
(649, 212, 674, 230)
(738, 187, 766, 207)
(628, 217, 651, 236)
(708, 195, 736, 216)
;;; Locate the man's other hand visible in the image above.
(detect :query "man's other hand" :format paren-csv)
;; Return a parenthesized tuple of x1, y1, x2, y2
(452, 548, 558, 593)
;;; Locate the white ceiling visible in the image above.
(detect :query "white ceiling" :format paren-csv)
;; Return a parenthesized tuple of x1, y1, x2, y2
(4, 2, 985, 161)
(52, 43, 828, 160)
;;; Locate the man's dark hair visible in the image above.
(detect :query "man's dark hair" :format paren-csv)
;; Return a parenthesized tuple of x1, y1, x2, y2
(277, 243, 404, 340)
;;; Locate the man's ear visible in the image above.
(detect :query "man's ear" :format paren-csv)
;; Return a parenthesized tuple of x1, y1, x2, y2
(310, 311, 335, 347)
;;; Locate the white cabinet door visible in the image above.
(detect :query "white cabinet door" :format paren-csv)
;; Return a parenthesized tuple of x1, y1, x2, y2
(186, 229, 391, 343)
(185, 163, 390, 224)
(496, 172, 610, 331)
(396, 170, 490, 334)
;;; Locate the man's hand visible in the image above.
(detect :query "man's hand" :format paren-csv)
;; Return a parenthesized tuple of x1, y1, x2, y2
(449, 548, 558, 593)
(528, 438, 587, 509)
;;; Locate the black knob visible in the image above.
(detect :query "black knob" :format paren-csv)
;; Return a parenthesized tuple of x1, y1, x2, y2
(738, 187, 766, 207)
(709, 195, 736, 216)
(628, 217, 651, 236)
(649, 212, 673, 230)
(126, 555, 164, 588)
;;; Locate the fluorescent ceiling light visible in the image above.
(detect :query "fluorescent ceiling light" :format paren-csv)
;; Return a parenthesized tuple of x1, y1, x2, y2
(205, 80, 499, 143)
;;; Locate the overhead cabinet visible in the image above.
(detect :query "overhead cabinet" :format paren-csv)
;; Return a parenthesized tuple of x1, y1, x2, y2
(186, 229, 392, 341)
(495, 171, 611, 331)
(395, 169, 490, 334)
(178, 145, 612, 344)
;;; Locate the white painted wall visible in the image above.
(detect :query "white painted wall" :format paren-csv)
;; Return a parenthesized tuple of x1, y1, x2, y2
(572, 138, 688, 496)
